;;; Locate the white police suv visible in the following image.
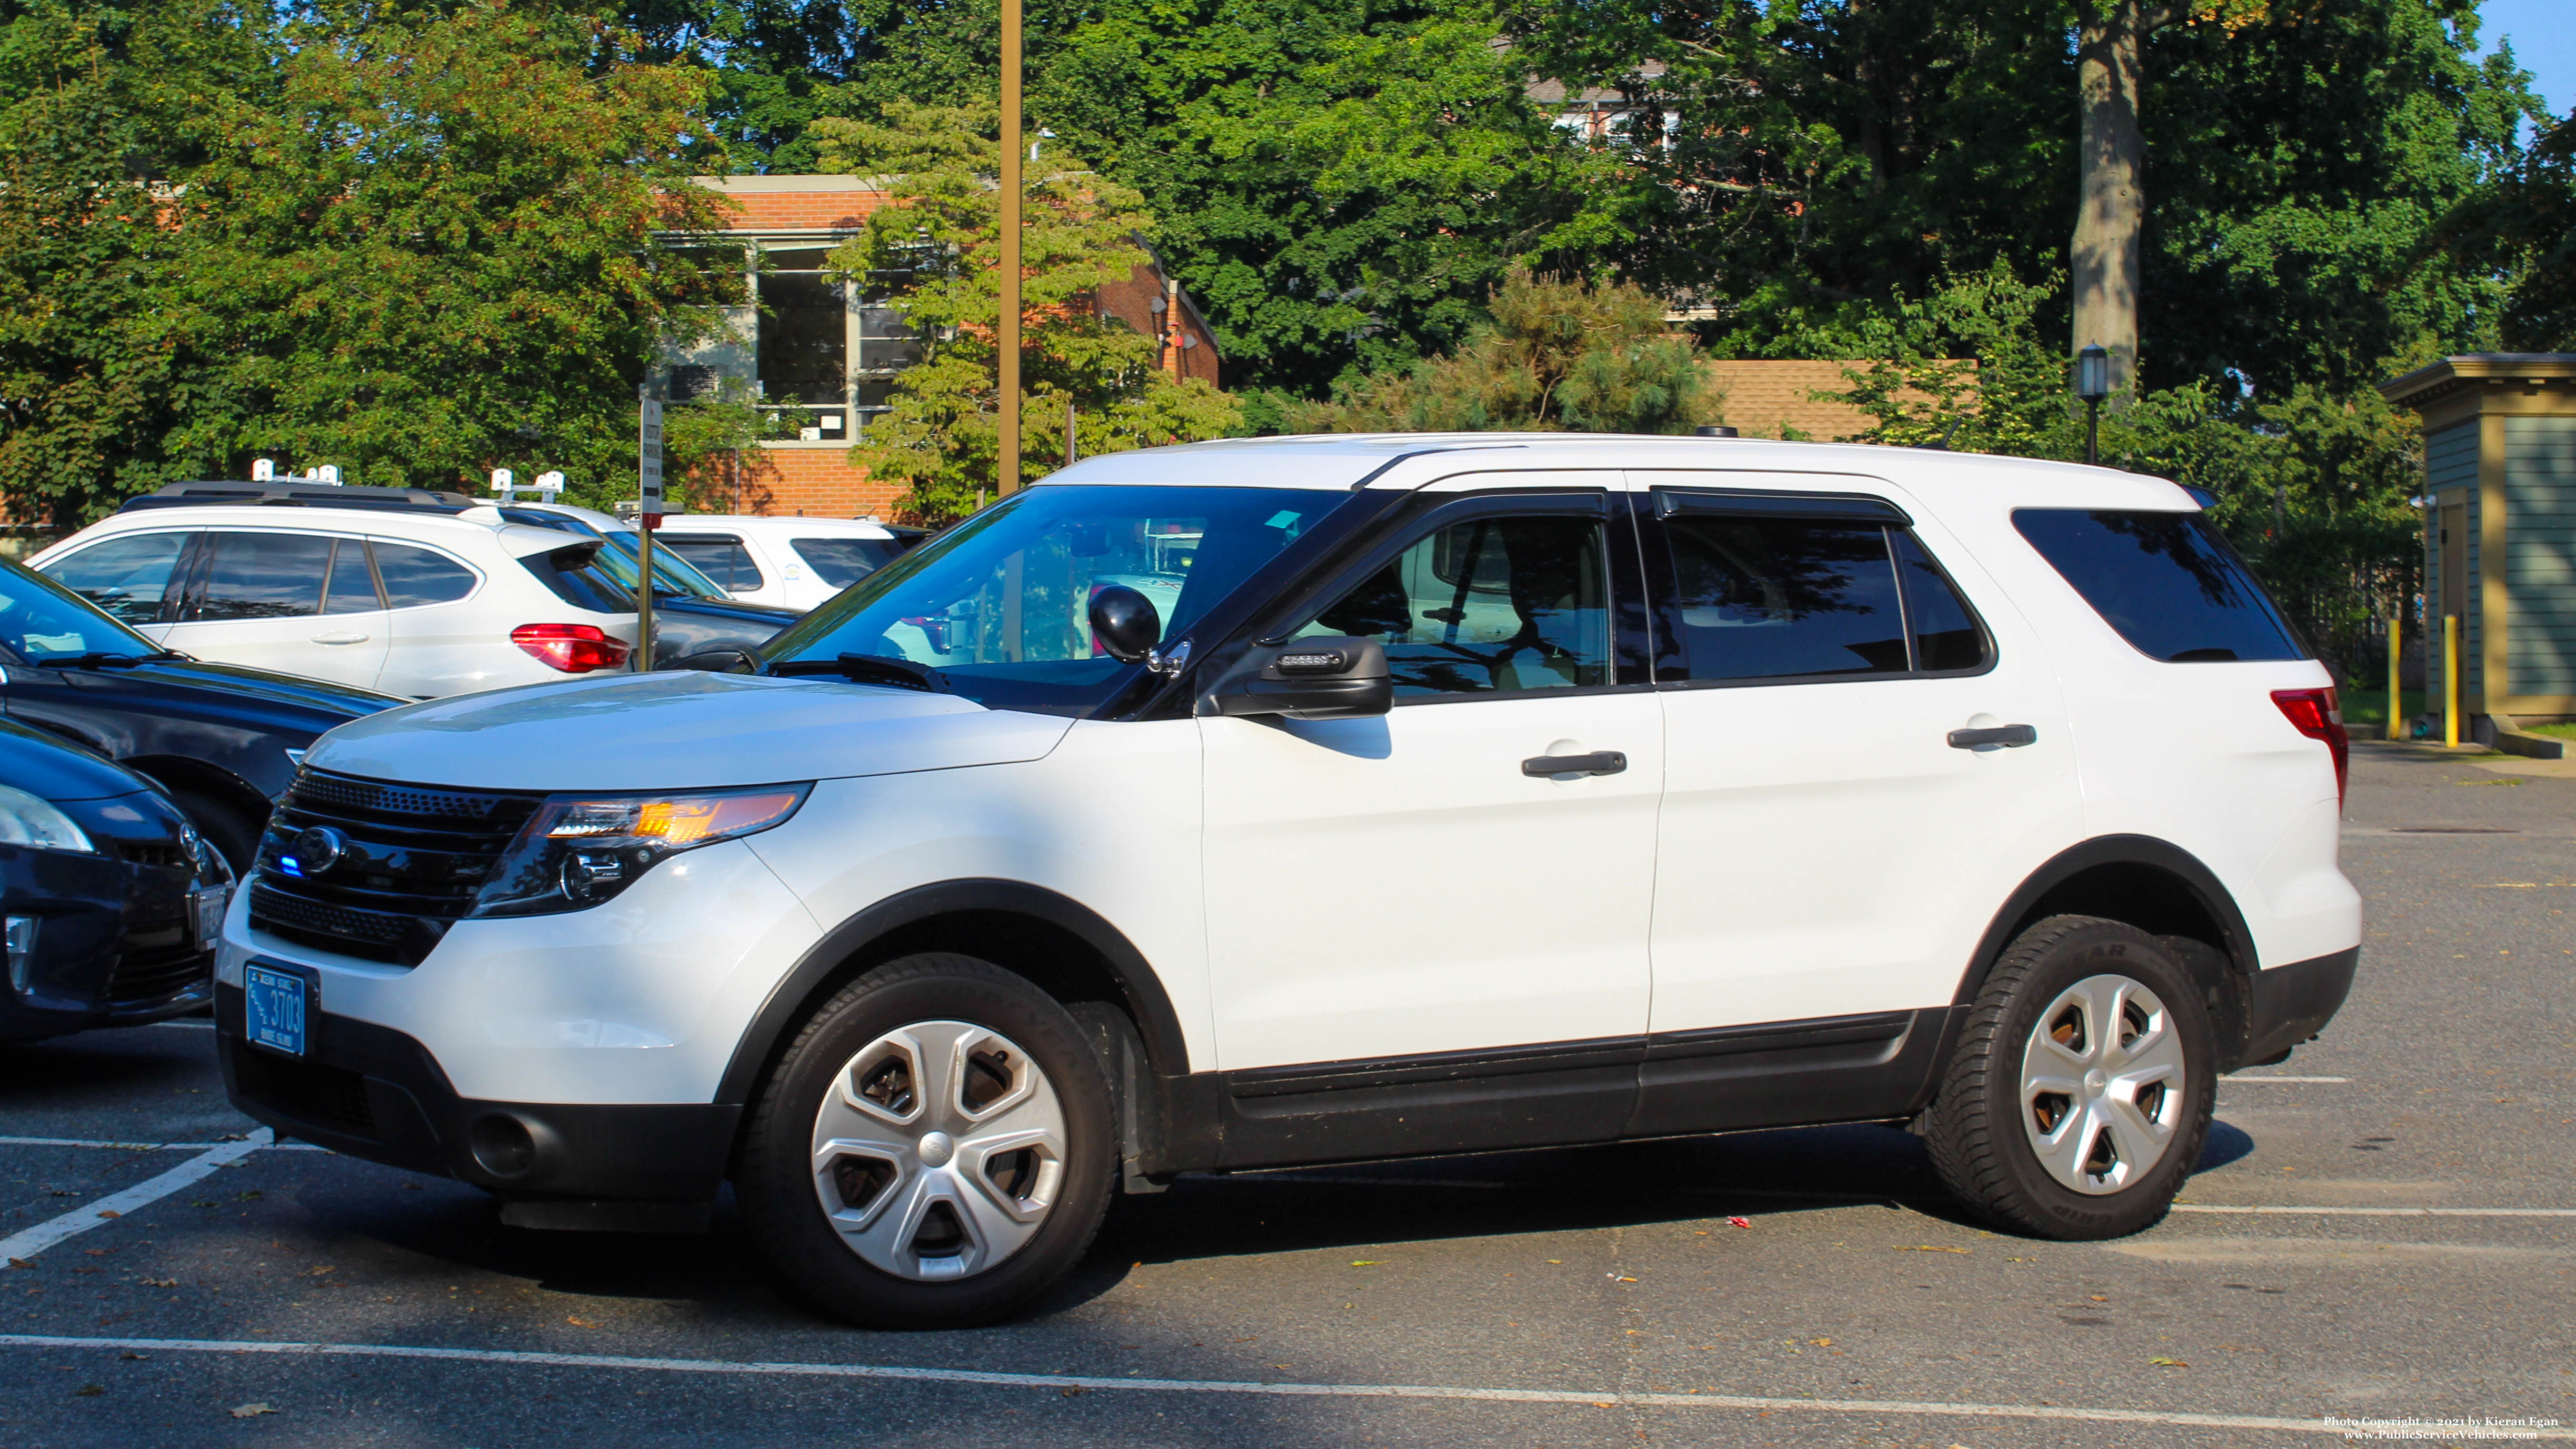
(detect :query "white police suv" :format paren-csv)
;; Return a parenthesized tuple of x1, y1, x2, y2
(214, 434, 2360, 1328)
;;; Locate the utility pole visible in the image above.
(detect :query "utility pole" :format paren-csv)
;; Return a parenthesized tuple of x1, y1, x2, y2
(996, 0, 1023, 497)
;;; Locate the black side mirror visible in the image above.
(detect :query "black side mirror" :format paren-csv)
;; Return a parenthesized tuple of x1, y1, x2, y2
(670, 647, 757, 674)
(1088, 585, 1162, 664)
(1207, 636, 1391, 719)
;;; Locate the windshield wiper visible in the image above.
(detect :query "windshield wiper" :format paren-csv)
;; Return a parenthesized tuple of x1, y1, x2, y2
(770, 653, 951, 693)
(45, 651, 186, 669)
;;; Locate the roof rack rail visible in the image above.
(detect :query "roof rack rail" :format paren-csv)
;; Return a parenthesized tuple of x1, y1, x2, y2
(119, 481, 479, 514)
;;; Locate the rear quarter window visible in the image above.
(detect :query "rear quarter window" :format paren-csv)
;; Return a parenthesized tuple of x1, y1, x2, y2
(2012, 508, 2305, 663)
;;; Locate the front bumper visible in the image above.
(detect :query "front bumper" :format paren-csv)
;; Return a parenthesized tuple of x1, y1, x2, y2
(2234, 947, 2358, 1067)
(216, 982, 737, 1222)
(1, 836, 218, 1042)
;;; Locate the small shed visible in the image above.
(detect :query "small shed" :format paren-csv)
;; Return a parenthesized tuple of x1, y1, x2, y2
(2380, 354, 2576, 736)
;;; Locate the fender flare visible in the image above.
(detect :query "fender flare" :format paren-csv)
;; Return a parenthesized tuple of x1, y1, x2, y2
(713, 878, 1192, 1105)
(1954, 834, 2260, 1007)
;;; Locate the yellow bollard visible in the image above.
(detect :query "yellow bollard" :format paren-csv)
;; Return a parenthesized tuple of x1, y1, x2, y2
(2443, 614, 2460, 748)
(2387, 613, 2403, 742)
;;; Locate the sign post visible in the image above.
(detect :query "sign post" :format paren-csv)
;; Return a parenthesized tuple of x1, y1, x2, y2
(638, 386, 666, 673)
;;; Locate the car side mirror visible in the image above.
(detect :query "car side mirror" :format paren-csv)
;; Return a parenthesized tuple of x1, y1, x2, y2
(670, 647, 757, 674)
(1088, 585, 1162, 664)
(1207, 636, 1391, 719)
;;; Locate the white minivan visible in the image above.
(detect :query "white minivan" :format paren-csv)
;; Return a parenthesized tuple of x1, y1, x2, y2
(213, 434, 2360, 1330)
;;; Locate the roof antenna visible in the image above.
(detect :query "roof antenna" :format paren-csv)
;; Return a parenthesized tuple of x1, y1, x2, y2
(1918, 415, 1966, 451)
(1693, 425, 1739, 438)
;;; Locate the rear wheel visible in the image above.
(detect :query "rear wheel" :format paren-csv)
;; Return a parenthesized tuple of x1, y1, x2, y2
(736, 954, 1115, 1328)
(1919, 915, 2215, 1240)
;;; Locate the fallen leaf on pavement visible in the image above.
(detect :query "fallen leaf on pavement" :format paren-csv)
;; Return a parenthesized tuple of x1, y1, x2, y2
(93, 1210, 118, 1220)
(5, 1258, 29, 1270)
(2150, 1357, 2188, 1367)
(1726, 1217, 1752, 1228)
(230, 1403, 276, 1418)
(1349, 1261, 1380, 1267)
(138, 1278, 176, 1288)
(302, 1266, 334, 1277)
(566, 1317, 601, 1328)
(74, 1384, 102, 1396)
(1810, 1338, 1832, 1347)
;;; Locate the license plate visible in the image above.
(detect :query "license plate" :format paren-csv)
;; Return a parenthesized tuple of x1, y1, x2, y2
(189, 886, 228, 948)
(243, 963, 308, 1056)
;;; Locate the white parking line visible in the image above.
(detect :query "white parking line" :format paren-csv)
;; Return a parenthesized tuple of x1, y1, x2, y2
(0, 1333, 2540, 1438)
(2174, 1204, 2576, 1218)
(0, 1135, 324, 1153)
(0, 1129, 271, 1264)
(2225, 1076, 2350, 1083)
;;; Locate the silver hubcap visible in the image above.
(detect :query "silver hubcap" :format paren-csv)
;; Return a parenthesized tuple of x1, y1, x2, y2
(2018, 974, 2186, 1195)
(810, 1021, 1066, 1282)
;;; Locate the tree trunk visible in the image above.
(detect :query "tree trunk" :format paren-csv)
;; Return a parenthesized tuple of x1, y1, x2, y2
(2071, 3, 2150, 403)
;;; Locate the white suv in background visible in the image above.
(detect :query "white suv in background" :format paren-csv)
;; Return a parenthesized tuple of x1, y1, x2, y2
(32, 483, 649, 698)
(214, 434, 2360, 1331)
(654, 515, 926, 612)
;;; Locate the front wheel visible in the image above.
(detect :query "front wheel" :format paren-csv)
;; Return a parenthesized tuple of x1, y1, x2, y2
(735, 954, 1116, 1328)
(1919, 915, 2215, 1240)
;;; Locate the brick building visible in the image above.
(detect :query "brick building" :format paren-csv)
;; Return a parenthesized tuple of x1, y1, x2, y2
(672, 175, 1221, 519)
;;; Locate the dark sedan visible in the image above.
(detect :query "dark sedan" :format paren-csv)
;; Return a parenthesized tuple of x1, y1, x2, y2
(0, 556, 395, 871)
(0, 719, 232, 1040)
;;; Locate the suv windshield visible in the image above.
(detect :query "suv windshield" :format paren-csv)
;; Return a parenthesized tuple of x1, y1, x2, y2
(762, 485, 1333, 714)
(0, 556, 168, 663)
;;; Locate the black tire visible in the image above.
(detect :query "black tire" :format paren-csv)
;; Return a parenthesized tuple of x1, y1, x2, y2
(165, 786, 261, 877)
(1919, 915, 2215, 1240)
(735, 953, 1116, 1329)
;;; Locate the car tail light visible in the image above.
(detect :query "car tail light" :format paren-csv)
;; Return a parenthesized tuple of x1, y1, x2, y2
(2271, 687, 2348, 805)
(512, 623, 631, 674)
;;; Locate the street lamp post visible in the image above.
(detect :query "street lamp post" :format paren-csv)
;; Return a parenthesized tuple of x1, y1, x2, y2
(2075, 343, 2110, 467)
(996, 0, 1023, 497)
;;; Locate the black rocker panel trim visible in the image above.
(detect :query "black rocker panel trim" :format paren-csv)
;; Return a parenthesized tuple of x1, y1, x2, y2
(1194, 1009, 1952, 1174)
(715, 879, 1193, 1106)
(1630, 1008, 1950, 1138)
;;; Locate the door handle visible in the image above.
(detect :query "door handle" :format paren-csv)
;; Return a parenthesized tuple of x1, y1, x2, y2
(1523, 750, 1627, 777)
(1948, 724, 2037, 749)
(310, 630, 372, 645)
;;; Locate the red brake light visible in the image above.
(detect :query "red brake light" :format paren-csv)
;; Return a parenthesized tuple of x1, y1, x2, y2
(512, 623, 631, 674)
(2271, 686, 2348, 805)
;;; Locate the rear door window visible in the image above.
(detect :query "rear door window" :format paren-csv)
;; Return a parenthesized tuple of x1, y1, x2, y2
(188, 532, 332, 621)
(1654, 516, 1908, 682)
(2012, 509, 2304, 663)
(370, 542, 478, 608)
(791, 536, 907, 589)
(44, 532, 192, 625)
(660, 535, 765, 591)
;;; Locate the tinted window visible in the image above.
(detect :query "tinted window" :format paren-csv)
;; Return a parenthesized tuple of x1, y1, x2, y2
(191, 532, 331, 620)
(371, 543, 478, 608)
(43, 533, 187, 625)
(1894, 531, 1989, 672)
(1298, 513, 1610, 696)
(662, 537, 766, 592)
(1655, 517, 1905, 682)
(792, 536, 908, 589)
(319, 539, 382, 614)
(0, 557, 164, 662)
(2013, 509, 2304, 663)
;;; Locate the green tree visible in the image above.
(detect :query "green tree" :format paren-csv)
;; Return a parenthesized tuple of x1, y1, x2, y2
(1512, 0, 2537, 401)
(624, 0, 865, 173)
(0, 0, 258, 528)
(2442, 113, 2576, 351)
(1289, 269, 1722, 432)
(819, 100, 1240, 522)
(174, 0, 744, 509)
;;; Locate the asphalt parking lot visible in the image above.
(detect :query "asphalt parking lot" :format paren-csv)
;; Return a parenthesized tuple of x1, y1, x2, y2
(1, 739, 2570, 1448)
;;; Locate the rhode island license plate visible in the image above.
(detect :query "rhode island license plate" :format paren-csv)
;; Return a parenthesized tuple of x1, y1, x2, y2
(243, 962, 308, 1056)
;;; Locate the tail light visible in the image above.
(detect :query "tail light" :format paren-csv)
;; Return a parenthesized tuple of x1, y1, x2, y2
(512, 624, 631, 674)
(2271, 687, 2348, 805)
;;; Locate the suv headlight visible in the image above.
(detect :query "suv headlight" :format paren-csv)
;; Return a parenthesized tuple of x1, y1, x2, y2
(0, 785, 96, 855)
(471, 785, 811, 917)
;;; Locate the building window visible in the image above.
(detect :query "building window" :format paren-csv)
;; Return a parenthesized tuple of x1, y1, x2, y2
(758, 248, 848, 439)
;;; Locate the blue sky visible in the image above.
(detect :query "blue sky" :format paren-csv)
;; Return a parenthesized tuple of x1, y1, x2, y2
(2479, 0, 2575, 118)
